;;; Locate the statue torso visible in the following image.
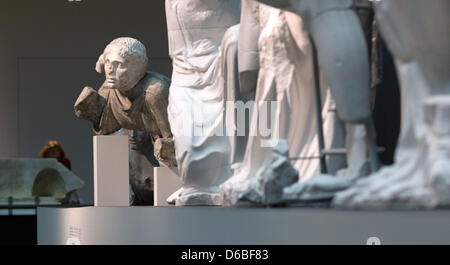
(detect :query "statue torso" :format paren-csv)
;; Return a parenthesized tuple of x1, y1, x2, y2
(97, 72, 171, 137)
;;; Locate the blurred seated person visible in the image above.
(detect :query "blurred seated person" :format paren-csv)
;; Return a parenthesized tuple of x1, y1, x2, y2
(39, 140, 72, 170)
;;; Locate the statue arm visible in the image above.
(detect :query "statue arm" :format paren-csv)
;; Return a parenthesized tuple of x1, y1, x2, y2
(74, 86, 106, 127)
(145, 82, 173, 139)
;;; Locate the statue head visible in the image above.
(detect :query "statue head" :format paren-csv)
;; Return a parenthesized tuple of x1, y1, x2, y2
(96, 37, 148, 94)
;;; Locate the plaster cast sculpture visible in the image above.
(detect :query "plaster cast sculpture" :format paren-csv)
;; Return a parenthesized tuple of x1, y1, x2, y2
(284, 0, 382, 204)
(334, 0, 450, 209)
(253, 0, 373, 122)
(75, 38, 174, 165)
(74, 37, 175, 205)
(165, 0, 242, 206)
(239, 0, 379, 205)
(0, 159, 85, 204)
(220, 2, 347, 206)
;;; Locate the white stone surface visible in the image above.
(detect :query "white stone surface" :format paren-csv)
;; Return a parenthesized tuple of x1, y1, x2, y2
(283, 174, 353, 203)
(333, 0, 450, 209)
(221, 140, 298, 206)
(94, 135, 129, 207)
(255, 0, 372, 123)
(220, 3, 344, 206)
(242, 0, 378, 205)
(165, 0, 241, 206)
(154, 164, 181, 206)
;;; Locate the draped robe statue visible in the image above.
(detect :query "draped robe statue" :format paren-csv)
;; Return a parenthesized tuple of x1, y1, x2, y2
(165, 0, 242, 206)
(220, 1, 346, 206)
(235, 0, 379, 205)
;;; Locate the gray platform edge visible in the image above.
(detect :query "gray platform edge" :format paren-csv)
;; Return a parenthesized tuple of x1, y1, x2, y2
(37, 206, 450, 245)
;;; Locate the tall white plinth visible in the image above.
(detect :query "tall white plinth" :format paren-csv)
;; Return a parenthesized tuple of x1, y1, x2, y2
(94, 135, 129, 207)
(154, 164, 181, 206)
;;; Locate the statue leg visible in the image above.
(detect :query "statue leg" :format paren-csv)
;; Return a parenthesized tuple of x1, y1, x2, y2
(309, 10, 379, 173)
(309, 10, 371, 123)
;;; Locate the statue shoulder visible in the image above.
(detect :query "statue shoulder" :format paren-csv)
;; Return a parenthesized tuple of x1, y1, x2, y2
(142, 71, 170, 106)
(142, 71, 171, 93)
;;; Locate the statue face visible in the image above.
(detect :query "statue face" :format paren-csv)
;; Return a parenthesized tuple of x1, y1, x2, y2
(103, 46, 144, 94)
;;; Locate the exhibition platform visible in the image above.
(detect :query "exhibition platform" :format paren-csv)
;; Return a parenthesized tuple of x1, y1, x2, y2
(37, 206, 450, 245)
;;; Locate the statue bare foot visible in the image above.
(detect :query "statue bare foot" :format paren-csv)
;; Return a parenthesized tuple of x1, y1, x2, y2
(333, 96, 450, 209)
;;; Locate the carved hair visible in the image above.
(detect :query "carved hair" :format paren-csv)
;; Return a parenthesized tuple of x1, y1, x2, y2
(96, 37, 148, 75)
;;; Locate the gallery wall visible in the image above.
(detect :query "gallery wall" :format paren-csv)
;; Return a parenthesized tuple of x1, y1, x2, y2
(0, 0, 172, 203)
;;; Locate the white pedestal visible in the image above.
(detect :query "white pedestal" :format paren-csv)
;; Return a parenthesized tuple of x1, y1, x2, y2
(93, 135, 129, 207)
(154, 164, 181, 206)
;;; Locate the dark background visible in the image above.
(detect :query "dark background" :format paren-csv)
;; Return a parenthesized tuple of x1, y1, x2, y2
(0, 0, 172, 203)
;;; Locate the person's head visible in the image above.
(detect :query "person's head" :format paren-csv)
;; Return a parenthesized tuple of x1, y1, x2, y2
(39, 140, 66, 159)
(96, 37, 148, 94)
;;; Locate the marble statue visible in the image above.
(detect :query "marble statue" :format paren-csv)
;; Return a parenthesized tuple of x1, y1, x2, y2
(333, 0, 450, 209)
(0, 159, 85, 204)
(230, 0, 379, 205)
(74, 37, 175, 205)
(253, 0, 372, 121)
(165, 0, 242, 206)
(220, 1, 349, 206)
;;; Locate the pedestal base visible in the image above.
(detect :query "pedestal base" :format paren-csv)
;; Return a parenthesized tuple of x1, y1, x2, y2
(37, 206, 450, 245)
(94, 135, 129, 207)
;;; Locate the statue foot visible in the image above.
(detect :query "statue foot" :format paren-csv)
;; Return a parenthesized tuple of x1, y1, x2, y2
(220, 140, 299, 207)
(219, 162, 255, 207)
(175, 186, 222, 206)
(332, 153, 436, 209)
(333, 95, 450, 209)
(282, 174, 353, 204)
(166, 187, 183, 205)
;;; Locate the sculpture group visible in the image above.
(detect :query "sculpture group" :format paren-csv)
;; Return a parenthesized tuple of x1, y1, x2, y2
(75, 0, 450, 209)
